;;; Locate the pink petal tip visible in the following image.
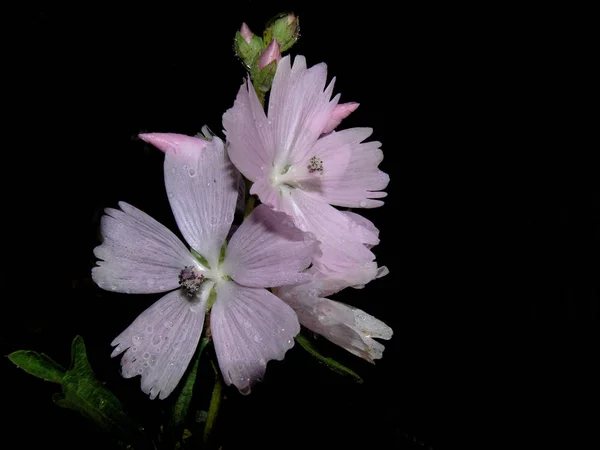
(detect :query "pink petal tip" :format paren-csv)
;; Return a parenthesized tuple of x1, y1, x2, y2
(258, 39, 281, 70)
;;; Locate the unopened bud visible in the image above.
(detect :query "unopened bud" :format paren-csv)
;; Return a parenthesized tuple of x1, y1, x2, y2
(258, 39, 281, 70)
(264, 12, 299, 52)
(322, 102, 360, 134)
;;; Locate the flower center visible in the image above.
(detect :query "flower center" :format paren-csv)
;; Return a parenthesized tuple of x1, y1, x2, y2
(178, 266, 206, 297)
(307, 156, 323, 174)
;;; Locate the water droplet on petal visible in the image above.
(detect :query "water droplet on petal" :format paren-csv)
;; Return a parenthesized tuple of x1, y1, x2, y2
(171, 167, 176, 173)
(132, 346, 138, 352)
(146, 326, 153, 333)
(152, 335, 161, 345)
(359, 200, 368, 207)
(143, 352, 150, 359)
(188, 168, 197, 177)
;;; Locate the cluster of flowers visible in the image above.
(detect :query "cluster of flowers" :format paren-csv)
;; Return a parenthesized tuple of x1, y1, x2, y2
(92, 22, 392, 400)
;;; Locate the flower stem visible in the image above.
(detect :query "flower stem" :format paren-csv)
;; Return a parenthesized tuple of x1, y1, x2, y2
(203, 361, 223, 444)
(243, 178, 256, 218)
(295, 332, 363, 383)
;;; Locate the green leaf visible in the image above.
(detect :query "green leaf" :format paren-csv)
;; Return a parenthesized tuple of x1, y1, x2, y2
(57, 337, 149, 446)
(295, 332, 363, 383)
(169, 337, 210, 428)
(203, 361, 223, 444)
(8, 350, 65, 384)
(11, 336, 151, 448)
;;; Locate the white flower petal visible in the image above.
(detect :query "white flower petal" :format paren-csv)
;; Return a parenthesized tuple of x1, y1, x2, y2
(140, 133, 238, 268)
(283, 189, 380, 276)
(295, 128, 389, 208)
(222, 79, 274, 182)
(223, 204, 317, 288)
(278, 287, 392, 363)
(92, 202, 196, 294)
(111, 286, 210, 400)
(268, 55, 338, 168)
(211, 282, 299, 394)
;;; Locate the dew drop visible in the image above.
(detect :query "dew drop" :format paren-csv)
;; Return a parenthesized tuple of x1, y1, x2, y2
(111, 285, 117, 291)
(138, 368, 143, 374)
(165, 321, 174, 328)
(152, 335, 161, 345)
(132, 346, 138, 352)
(143, 362, 149, 367)
(171, 167, 176, 173)
(146, 326, 153, 333)
(359, 200, 368, 207)
(253, 335, 262, 343)
(188, 168, 197, 177)
(268, 120, 272, 125)
(183, 164, 188, 170)
(143, 352, 150, 359)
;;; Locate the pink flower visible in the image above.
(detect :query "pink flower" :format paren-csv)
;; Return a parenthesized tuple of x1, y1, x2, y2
(223, 55, 389, 281)
(92, 133, 317, 398)
(277, 268, 392, 363)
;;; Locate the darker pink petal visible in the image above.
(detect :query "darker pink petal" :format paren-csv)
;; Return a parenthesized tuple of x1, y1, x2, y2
(258, 39, 281, 70)
(322, 102, 359, 134)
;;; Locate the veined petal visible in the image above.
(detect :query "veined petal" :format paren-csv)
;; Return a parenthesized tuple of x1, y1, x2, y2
(140, 133, 238, 268)
(293, 264, 390, 298)
(211, 282, 299, 394)
(281, 189, 380, 276)
(297, 128, 389, 208)
(111, 286, 210, 400)
(223, 204, 317, 288)
(92, 202, 197, 294)
(222, 79, 274, 181)
(278, 287, 392, 363)
(268, 55, 339, 168)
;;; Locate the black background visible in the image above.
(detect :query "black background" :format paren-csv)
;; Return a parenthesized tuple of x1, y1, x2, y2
(4, 2, 598, 449)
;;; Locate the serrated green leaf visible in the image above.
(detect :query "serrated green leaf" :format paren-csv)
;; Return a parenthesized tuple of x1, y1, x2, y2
(8, 350, 65, 383)
(295, 332, 363, 383)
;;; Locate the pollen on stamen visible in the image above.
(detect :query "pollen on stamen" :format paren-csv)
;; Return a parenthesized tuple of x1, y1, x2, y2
(178, 266, 205, 297)
(307, 156, 324, 174)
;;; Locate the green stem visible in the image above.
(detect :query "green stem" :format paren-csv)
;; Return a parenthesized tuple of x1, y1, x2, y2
(203, 361, 223, 444)
(295, 332, 363, 383)
(243, 177, 256, 218)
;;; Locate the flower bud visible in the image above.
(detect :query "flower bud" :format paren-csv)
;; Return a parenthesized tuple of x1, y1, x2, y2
(234, 23, 263, 69)
(322, 102, 360, 134)
(264, 13, 299, 52)
(258, 39, 281, 70)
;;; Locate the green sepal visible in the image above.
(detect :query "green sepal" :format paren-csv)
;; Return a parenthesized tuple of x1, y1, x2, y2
(234, 31, 264, 70)
(264, 12, 299, 52)
(252, 58, 278, 95)
(191, 248, 210, 269)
